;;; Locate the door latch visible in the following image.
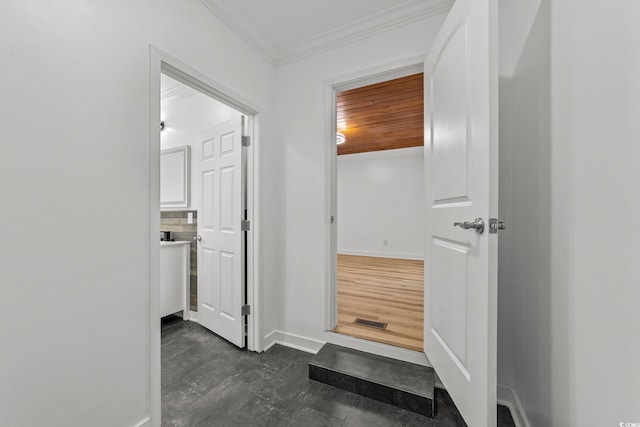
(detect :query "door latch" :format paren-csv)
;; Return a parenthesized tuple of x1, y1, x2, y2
(489, 218, 506, 233)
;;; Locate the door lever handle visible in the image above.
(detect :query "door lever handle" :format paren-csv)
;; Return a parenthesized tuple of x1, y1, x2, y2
(453, 218, 485, 234)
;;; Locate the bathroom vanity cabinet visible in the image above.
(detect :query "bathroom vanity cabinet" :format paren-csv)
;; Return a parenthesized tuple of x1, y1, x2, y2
(160, 241, 190, 319)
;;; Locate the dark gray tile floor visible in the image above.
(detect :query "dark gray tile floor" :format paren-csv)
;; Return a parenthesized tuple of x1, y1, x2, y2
(162, 316, 514, 426)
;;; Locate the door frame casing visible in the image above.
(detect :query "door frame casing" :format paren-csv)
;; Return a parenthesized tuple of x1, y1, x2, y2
(149, 46, 262, 426)
(323, 56, 427, 363)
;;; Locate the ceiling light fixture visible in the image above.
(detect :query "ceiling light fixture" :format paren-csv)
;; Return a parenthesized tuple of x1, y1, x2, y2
(336, 132, 346, 144)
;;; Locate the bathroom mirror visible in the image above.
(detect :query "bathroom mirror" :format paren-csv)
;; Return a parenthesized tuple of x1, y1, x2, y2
(161, 145, 191, 209)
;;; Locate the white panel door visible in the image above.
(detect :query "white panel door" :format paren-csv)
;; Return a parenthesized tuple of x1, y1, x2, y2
(423, 0, 498, 426)
(197, 114, 245, 348)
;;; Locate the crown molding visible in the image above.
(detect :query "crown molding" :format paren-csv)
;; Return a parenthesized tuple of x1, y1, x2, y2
(337, 146, 424, 161)
(199, 0, 279, 66)
(161, 84, 199, 106)
(199, 0, 453, 67)
(278, 0, 454, 65)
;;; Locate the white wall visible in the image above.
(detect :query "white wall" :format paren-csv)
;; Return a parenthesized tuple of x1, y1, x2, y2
(337, 147, 424, 260)
(498, 0, 553, 424)
(551, 0, 640, 425)
(0, 2, 279, 426)
(161, 83, 235, 212)
(275, 13, 446, 346)
(499, 0, 640, 425)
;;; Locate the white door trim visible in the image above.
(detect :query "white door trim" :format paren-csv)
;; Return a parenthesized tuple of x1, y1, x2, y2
(148, 46, 262, 427)
(323, 56, 425, 340)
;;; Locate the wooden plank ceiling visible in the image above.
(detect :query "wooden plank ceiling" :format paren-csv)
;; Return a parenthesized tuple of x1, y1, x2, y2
(337, 73, 424, 155)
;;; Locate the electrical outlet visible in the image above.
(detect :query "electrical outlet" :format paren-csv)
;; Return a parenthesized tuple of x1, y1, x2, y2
(187, 212, 193, 224)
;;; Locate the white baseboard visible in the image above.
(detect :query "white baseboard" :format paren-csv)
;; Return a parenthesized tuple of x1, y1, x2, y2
(326, 332, 431, 366)
(188, 310, 198, 322)
(497, 384, 530, 427)
(338, 249, 423, 260)
(132, 417, 151, 427)
(434, 382, 529, 427)
(263, 330, 325, 354)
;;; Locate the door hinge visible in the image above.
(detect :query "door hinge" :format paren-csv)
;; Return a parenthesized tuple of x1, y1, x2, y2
(242, 136, 251, 147)
(241, 220, 250, 231)
(241, 304, 251, 316)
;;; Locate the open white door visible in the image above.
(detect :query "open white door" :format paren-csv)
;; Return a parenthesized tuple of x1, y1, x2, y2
(197, 114, 246, 348)
(423, 0, 498, 425)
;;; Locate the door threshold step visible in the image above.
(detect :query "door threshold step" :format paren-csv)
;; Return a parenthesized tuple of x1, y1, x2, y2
(308, 343, 435, 417)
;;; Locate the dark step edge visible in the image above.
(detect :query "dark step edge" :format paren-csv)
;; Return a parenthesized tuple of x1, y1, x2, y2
(308, 363, 435, 417)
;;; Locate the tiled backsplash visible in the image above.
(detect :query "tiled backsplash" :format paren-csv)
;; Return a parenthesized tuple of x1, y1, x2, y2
(161, 211, 197, 311)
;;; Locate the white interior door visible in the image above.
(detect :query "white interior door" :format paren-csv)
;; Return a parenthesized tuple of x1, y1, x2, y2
(197, 114, 245, 348)
(423, 0, 498, 425)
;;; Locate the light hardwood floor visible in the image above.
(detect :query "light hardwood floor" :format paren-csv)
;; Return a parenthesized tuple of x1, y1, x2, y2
(333, 254, 424, 351)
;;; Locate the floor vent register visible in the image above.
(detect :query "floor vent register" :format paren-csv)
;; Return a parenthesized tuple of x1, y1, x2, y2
(353, 318, 387, 330)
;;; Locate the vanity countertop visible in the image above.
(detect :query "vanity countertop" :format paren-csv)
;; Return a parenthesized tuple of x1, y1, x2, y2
(160, 240, 191, 247)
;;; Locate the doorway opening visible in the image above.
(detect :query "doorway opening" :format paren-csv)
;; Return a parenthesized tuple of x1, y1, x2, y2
(149, 48, 262, 423)
(328, 66, 426, 354)
(159, 71, 250, 332)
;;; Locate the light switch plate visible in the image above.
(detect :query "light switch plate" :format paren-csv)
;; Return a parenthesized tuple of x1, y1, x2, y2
(187, 212, 193, 224)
